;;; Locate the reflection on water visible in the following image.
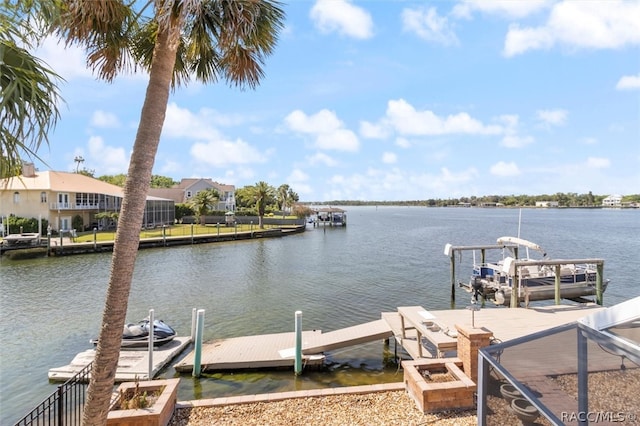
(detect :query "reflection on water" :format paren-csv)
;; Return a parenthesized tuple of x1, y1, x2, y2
(1, 207, 638, 424)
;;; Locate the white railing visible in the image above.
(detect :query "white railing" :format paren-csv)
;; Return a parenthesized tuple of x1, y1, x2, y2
(49, 203, 101, 210)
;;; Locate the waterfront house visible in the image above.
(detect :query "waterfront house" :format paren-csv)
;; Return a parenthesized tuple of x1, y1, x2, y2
(535, 201, 559, 208)
(0, 164, 175, 233)
(148, 178, 235, 212)
(602, 194, 623, 207)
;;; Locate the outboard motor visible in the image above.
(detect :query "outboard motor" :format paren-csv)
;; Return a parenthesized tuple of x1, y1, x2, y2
(471, 276, 483, 303)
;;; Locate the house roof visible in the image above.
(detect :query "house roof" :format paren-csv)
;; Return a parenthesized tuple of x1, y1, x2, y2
(148, 188, 184, 203)
(1, 171, 171, 201)
(174, 178, 234, 192)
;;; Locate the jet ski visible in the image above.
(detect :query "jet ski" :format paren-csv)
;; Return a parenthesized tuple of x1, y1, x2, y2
(91, 318, 176, 348)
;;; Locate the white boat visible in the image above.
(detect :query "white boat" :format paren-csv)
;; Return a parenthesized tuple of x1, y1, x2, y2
(451, 236, 609, 305)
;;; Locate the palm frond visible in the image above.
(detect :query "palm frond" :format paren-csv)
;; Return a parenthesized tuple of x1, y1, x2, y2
(0, 39, 62, 177)
(52, 0, 138, 82)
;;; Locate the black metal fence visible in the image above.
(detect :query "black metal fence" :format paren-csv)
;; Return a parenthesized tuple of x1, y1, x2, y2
(15, 362, 92, 426)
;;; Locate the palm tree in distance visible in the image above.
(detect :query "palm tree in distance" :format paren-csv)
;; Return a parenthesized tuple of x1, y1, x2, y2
(277, 184, 290, 217)
(287, 188, 299, 213)
(49, 1, 285, 424)
(252, 181, 275, 228)
(191, 188, 219, 225)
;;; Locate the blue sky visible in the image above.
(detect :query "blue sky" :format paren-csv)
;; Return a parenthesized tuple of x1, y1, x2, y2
(35, 0, 639, 201)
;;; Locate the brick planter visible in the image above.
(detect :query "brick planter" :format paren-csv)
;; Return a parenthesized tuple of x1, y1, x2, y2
(403, 358, 475, 413)
(107, 378, 179, 426)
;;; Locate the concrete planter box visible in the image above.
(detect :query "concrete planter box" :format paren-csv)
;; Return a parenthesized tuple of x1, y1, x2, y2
(107, 378, 179, 426)
(403, 358, 475, 413)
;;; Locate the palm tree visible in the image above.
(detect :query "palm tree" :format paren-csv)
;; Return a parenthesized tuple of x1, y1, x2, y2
(287, 188, 299, 213)
(49, 2, 285, 424)
(191, 188, 219, 225)
(252, 181, 275, 228)
(0, 2, 62, 178)
(277, 184, 290, 217)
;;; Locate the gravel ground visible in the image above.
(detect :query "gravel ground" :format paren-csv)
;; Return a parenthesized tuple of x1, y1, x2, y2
(169, 368, 640, 425)
(168, 391, 477, 426)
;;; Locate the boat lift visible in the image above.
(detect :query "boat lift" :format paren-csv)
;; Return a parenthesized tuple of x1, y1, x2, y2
(444, 243, 605, 308)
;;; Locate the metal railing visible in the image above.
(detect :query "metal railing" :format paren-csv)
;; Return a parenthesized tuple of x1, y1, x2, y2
(15, 362, 92, 426)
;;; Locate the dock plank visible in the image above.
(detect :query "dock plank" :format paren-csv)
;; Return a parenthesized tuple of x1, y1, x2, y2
(48, 336, 191, 382)
(302, 319, 393, 354)
(430, 303, 605, 343)
(175, 331, 324, 372)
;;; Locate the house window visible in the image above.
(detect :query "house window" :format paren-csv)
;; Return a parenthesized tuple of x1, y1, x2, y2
(13, 192, 20, 203)
(41, 192, 47, 203)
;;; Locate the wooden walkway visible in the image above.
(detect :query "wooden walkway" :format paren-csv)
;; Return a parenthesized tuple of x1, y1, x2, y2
(48, 336, 191, 382)
(51, 303, 606, 379)
(176, 303, 603, 373)
(175, 320, 393, 372)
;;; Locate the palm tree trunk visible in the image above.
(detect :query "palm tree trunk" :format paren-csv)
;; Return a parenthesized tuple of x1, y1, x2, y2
(82, 22, 180, 426)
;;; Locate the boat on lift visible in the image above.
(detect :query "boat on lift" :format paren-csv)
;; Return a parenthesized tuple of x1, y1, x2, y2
(447, 236, 609, 305)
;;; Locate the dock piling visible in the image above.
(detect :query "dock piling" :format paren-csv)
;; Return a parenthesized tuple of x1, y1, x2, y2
(555, 265, 561, 305)
(191, 308, 197, 341)
(148, 309, 154, 379)
(193, 309, 205, 377)
(295, 311, 302, 375)
(596, 263, 604, 306)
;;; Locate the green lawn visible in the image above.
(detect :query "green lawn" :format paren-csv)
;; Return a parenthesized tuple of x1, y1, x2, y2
(71, 223, 287, 243)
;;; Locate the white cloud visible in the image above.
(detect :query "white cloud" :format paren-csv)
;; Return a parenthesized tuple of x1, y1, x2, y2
(190, 139, 267, 167)
(288, 168, 309, 183)
(163, 103, 223, 140)
(316, 129, 359, 151)
(159, 160, 181, 175)
(616, 73, 640, 90)
(310, 0, 374, 39)
(307, 152, 338, 167)
(585, 157, 610, 169)
(317, 166, 482, 201)
(504, 1, 640, 57)
(490, 161, 521, 177)
(86, 136, 129, 174)
(284, 109, 360, 152)
(36, 37, 93, 80)
(537, 109, 568, 126)
(402, 7, 458, 46)
(501, 135, 534, 148)
(582, 137, 598, 145)
(503, 25, 553, 56)
(90, 111, 120, 128)
(395, 137, 411, 148)
(452, 0, 552, 19)
(382, 152, 397, 164)
(286, 169, 312, 195)
(360, 121, 390, 139)
(496, 114, 534, 148)
(384, 99, 502, 136)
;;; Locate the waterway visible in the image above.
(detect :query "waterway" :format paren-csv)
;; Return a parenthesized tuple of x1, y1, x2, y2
(1, 206, 638, 424)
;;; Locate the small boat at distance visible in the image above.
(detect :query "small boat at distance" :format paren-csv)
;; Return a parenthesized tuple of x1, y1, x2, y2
(446, 236, 609, 305)
(91, 318, 176, 349)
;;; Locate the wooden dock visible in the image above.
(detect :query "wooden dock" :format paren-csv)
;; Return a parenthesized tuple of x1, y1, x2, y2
(50, 304, 605, 379)
(175, 303, 604, 373)
(48, 336, 191, 382)
(175, 320, 393, 372)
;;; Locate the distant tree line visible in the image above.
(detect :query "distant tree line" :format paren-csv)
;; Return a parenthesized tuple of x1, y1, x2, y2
(82, 172, 640, 208)
(310, 192, 640, 208)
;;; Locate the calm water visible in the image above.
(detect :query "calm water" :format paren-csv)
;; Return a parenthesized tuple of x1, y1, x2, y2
(1, 207, 638, 423)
